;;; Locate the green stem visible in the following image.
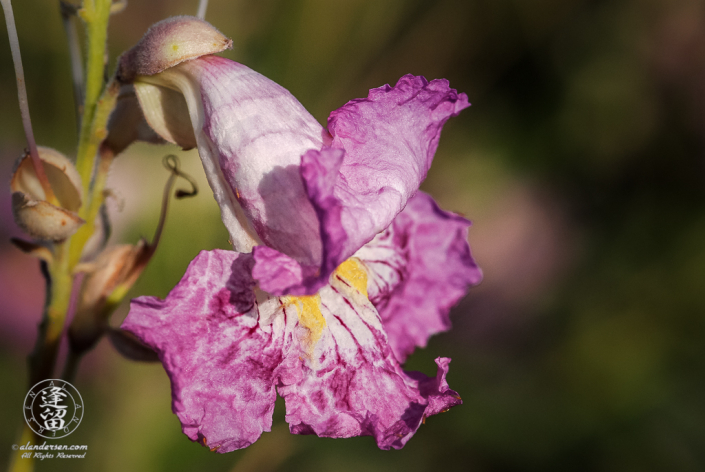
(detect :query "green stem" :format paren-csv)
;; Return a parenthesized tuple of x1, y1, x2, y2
(27, 243, 73, 387)
(69, 82, 119, 267)
(9, 3, 115, 472)
(13, 244, 72, 472)
(74, 0, 113, 197)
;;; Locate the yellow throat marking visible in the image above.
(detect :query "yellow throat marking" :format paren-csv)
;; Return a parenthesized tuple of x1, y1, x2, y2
(284, 294, 325, 354)
(335, 257, 368, 297)
(283, 258, 369, 357)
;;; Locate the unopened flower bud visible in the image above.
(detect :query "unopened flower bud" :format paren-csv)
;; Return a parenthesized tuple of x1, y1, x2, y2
(11, 147, 85, 241)
(117, 16, 232, 84)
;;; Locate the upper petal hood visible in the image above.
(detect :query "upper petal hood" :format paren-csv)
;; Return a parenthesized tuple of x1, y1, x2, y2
(129, 52, 468, 295)
(133, 56, 325, 259)
(255, 76, 469, 295)
(325, 74, 470, 257)
(253, 75, 469, 294)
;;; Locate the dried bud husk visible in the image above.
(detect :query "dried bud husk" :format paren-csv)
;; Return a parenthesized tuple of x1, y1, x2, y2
(132, 80, 196, 149)
(69, 240, 153, 354)
(117, 16, 232, 84)
(103, 85, 167, 155)
(11, 147, 85, 241)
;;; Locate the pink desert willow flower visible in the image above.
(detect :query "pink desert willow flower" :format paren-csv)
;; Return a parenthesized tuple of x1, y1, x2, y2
(116, 17, 482, 452)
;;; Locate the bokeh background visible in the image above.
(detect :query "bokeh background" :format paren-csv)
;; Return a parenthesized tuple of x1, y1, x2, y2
(2, 0, 705, 470)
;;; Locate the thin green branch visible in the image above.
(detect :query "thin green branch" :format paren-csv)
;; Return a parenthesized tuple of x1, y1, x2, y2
(60, 1, 85, 131)
(27, 244, 73, 386)
(7, 2, 116, 471)
(74, 0, 113, 196)
(69, 80, 119, 266)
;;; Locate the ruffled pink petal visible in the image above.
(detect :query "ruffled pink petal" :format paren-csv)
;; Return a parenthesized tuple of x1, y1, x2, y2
(277, 276, 461, 449)
(254, 76, 470, 295)
(405, 357, 462, 417)
(121, 250, 280, 453)
(355, 191, 482, 362)
(123, 247, 462, 452)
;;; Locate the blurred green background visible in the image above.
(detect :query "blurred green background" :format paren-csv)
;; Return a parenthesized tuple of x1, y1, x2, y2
(2, 0, 705, 470)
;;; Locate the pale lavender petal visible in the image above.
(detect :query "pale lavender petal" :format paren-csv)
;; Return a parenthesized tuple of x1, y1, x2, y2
(356, 191, 482, 362)
(147, 56, 326, 260)
(277, 271, 462, 449)
(255, 76, 470, 295)
(195, 57, 325, 263)
(121, 250, 280, 453)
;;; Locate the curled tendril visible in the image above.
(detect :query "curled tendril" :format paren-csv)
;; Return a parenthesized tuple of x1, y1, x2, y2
(163, 154, 198, 199)
(151, 155, 198, 248)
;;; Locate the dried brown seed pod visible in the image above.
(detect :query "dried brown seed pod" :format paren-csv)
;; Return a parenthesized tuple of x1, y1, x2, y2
(10, 147, 85, 241)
